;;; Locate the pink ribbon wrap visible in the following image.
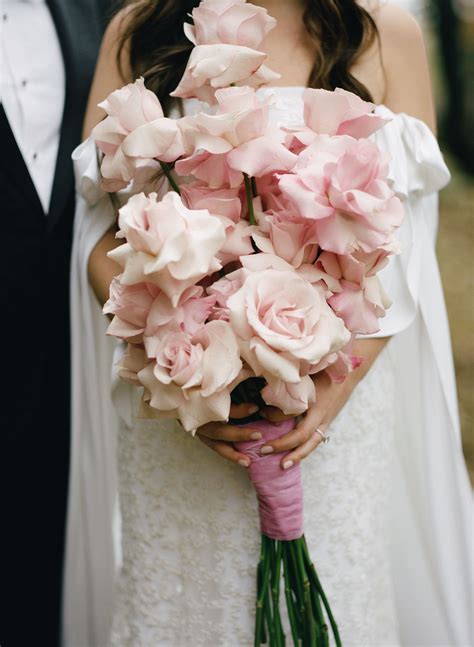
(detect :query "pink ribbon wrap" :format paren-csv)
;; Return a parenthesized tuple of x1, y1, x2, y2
(236, 418, 304, 541)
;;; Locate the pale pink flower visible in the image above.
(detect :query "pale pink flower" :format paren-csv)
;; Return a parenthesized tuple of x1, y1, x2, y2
(175, 151, 243, 188)
(144, 286, 216, 356)
(207, 270, 245, 321)
(170, 44, 279, 104)
(286, 88, 388, 148)
(103, 277, 160, 342)
(138, 320, 243, 432)
(227, 268, 350, 413)
(317, 250, 392, 334)
(261, 377, 316, 415)
(279, 135, 404, 254)
(180, 87, 296, 178)
(251, 212, 319, 267)
(121, 117, 186, 164)
(184, 0, 276, 49)
(92, 78, 164, 190)
(325, 337, 363, 383)
(180, 181, 252, 264)
(180, 183, 242, 222)
(109, 192, 226, 305)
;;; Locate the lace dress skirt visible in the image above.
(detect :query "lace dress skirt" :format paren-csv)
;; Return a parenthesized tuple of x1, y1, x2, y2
(110, 345, 401, 647)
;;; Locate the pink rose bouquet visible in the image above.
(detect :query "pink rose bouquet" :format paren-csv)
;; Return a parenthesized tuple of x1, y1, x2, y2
(96, 2, 404, 645)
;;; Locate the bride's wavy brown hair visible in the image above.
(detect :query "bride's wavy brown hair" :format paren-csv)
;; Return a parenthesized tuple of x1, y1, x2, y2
(117, 0, 379, 115)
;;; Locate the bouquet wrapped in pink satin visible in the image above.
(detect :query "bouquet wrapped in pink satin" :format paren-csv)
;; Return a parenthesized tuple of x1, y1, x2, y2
(95, 2, 404, 645)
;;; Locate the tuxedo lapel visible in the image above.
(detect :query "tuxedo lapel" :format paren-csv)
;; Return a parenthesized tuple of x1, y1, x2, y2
(46, 0, 102, 230)
(0, 104, 44, 217)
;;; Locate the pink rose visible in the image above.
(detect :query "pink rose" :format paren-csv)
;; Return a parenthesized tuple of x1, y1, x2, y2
(325, 337, 363, 384)
(286, 88, 388, 148)
(180, 87, 296, 178)
(92, 78, 164, 190)
(120, 117, 186, 164)
(144, 286, 216, 356)
(180, 181, 253, 264)
(251, 212, 319, 267)
(227, 268, 350, 413)
(260, 377, 317, 416)
(184, 0, 276, 49)
(138, 320, 243, 432)
(317, 250, 392, 334)
(104, 277, 160, 342)
(170, 44, 279, 104)
(207, 270, 245, 321)
(175, 151, 243, 188)
(180, 183, 242, 222)
(279, 135, 404, 254)
(109, 191, 226, 305)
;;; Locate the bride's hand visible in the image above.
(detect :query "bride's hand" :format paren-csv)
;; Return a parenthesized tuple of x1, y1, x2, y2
(196, 403, 262, 468)
(258, 337, 390, 469)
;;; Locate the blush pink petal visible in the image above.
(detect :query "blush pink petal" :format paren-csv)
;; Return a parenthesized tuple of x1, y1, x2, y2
(170, 44, 270, 104)
(227, 134, 297, 177)
(262, 376, 316, 415)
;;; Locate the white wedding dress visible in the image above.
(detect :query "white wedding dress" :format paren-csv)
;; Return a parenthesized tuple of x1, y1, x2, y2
(63, 88, 473, 647)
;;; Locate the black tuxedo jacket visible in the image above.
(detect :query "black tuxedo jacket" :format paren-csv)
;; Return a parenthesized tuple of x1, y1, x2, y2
(0, 2, 108, 645)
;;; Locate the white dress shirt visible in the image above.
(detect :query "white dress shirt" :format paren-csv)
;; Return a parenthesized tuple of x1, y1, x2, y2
(0, 0, 65, 213)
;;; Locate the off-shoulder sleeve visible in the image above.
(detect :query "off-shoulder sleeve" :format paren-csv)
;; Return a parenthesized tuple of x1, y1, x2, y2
(363, 107, 451, 338)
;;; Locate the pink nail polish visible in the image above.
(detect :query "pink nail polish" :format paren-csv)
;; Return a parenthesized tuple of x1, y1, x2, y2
(261, 446, 273, 455)
(283, 460, 294, 470)
(250, 432, 262, 440)
(238, 459, 249, 468)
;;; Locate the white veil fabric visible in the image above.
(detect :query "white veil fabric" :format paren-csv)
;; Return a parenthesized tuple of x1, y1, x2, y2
(62, 108, 473, 646)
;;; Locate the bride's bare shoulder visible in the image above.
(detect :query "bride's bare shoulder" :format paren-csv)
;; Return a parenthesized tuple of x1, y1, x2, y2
(369, 2, 436, 131)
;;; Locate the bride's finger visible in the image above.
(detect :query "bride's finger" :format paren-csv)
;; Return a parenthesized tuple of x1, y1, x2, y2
(198, 422, 262, 443)
(259, 409, 324, 455)
(280, 431, 323, 469)
(229, 402, 259, 419)
(197, 435, 250, 467)
(259, 406, 294, 423)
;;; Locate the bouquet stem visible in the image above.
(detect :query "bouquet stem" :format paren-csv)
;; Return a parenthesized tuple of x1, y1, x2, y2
(255, 535, 341, 647)
(244, 173, 256, 225)
(159, 160, 181, 194)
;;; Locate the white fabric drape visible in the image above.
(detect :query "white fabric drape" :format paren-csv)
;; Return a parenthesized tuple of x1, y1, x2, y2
(63, 107, 473, 647)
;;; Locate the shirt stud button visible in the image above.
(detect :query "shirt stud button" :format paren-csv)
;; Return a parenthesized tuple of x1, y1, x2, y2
(22, 79, 27, 88)
(33, 153, 38, 160)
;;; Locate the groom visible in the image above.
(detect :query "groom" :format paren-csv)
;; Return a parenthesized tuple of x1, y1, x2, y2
(0, 1, 112, 645)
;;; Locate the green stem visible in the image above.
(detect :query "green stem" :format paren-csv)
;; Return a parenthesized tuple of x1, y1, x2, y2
(295, 540, 317, 647)
(283, 544, 300, 647)
(302, 541, 342, 647)
(255, 536, 271, 647)
(263, 537, 276, 647)
(244, 173, 256, 225)
(159, 160, 181, 194)
(251, 176, 258, 198)
(289, 542, 305, 621)
(271, 541, 284, 647)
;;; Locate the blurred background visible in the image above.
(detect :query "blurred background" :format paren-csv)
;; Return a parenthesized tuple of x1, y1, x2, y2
(396, 0, 474, 484)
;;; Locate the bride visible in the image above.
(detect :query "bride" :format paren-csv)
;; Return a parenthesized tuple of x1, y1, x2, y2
(63, 1, 473, 645)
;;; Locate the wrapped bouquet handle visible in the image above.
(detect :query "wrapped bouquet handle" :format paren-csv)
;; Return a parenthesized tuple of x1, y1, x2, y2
(236, 420, 342, 647)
